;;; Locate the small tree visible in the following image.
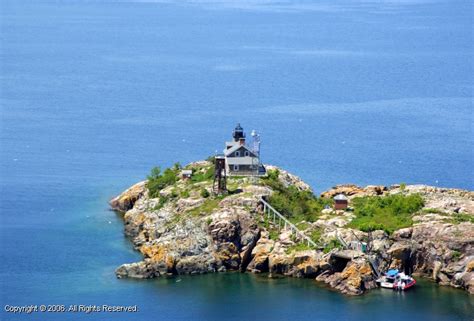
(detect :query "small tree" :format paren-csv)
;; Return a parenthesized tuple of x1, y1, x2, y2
(173, 162, 182, 171)
(148, 167, 161, 180)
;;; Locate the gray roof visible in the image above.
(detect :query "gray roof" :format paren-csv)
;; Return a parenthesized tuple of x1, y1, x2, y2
(224, 144, 256, 157)
(181, 170, 193, 175)
(334, 194, 348, 201)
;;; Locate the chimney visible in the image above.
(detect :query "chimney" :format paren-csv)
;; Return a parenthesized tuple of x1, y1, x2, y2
(239, 137, 245, 145)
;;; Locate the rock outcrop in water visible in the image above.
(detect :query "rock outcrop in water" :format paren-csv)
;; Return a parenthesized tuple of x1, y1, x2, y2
(110, 162, 474, 295)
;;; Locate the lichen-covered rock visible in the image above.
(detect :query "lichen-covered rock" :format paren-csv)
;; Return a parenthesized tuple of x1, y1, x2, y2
(246, 236, 274, 273)
(316, 261, 375, 295)
(290, 251, 321, 278)
(109, 181, 146, 212)
(175, 255, 218, 275)
(320, 184, 386, 199)
(116, 259, 167, 279)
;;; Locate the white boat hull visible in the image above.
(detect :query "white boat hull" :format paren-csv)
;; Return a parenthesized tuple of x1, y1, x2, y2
(379, 281, 394, 289)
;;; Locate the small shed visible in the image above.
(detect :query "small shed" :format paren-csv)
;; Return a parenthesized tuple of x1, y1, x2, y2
(181, 169, 193, 180)
(334, 194, 349, 210)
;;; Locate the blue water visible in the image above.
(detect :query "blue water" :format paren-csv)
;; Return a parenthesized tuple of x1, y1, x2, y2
(1, 0, 473, 320)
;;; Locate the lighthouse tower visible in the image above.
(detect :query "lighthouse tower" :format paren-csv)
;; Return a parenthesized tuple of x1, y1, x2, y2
(232, 123, 245, 142)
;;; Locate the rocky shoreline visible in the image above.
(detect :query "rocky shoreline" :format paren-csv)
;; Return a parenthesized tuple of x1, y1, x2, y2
(110, 162, 474, 295)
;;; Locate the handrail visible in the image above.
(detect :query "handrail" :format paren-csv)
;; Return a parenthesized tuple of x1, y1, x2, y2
(335, 230, 349, 249)
(260, 198, 317, 248)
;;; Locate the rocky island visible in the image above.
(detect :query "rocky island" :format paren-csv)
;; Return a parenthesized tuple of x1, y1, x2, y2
(110, 161, 474, 296)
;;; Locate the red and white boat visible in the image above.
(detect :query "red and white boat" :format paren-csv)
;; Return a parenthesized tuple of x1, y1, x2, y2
(393, 272, 416, 291)
(377, 270, 416, 291)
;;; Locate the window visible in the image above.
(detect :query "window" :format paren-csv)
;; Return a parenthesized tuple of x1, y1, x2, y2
(233, 165, 239, 171)
(235, 151, 240, 157)
(244, 151, 249, 157)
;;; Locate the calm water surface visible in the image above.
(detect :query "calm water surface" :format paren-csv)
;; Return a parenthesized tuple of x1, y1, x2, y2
(1, 0, 473, 320)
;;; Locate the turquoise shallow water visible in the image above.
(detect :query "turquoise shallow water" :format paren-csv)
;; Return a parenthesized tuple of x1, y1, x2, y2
(1, 0, 473, 320)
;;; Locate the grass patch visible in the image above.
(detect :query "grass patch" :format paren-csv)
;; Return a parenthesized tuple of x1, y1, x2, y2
(421, 208, 473, 225)
(186, 197, 223, 217)
(450, 213, 474, 224)
(286, 242, 312, 253)
(227, 182, 239, 191)
(348, 193, 424, 234)
(295, 222, 311, 230)
(269, 229, 280, 240)
(422, 208, 449, 215)
(190, 166, 214, 183)
(309, 228, 323, 244)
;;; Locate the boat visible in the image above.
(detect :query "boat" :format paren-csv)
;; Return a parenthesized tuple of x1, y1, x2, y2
(376, 269, 399, 289)
(377, 269, 417, 291)
(393, 272, 416, 291)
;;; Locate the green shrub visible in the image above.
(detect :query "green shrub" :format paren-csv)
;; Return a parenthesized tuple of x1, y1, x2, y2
(263, 179, 332, 223)
(348, 193, 424, 234)
(200, 188, 210, 198)
(173, 162, 182, 171)
(267, 169, 280, 181)
(147, 166, 179, 198)
(181, 190, 190, 198)
(451, 250, 462, 260)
